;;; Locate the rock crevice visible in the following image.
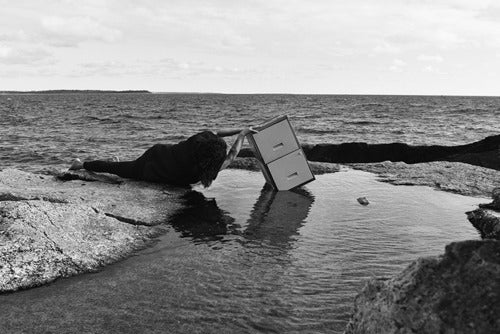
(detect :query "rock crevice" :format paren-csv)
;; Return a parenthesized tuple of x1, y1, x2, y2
(0, 169, 186, 293)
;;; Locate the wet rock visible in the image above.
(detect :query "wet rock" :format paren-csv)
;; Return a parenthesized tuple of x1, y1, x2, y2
(349, 161, 500, 197)
(300, 134, 500, 171)
(0, 169, 186, 292)
(357, 197, 369, 206)
(345, 240, 500, 334)
(479, 187, 500, 211)
(466, 209, 500, 240)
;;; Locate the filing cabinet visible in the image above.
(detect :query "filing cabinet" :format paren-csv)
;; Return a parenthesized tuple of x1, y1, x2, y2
(247, 115, 315, 191)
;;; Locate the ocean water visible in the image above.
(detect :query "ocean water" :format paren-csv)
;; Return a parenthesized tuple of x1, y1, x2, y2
(0, 94, 496, 333)
(0, 93, 499, 171)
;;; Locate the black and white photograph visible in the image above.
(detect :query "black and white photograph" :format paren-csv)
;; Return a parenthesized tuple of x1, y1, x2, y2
(1, 1, 499, 333)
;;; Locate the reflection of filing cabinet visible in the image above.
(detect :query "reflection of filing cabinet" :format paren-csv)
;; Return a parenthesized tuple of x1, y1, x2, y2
(247, 115, 315, 191)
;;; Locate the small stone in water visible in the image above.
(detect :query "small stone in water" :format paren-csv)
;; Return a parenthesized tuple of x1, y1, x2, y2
(357, 197, 369, 206)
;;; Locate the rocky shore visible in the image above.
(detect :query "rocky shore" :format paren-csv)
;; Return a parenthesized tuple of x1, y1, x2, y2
(344, 186, 500, 334)
(0, 169, 187, 292)
(302, 134, 500, 171)
(239, 134, 500, 171)
(1, 150, 500, 332)
(349, 161, 499, 197)
(344, 239, 500, 334)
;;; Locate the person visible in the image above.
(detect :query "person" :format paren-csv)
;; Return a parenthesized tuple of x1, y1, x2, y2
(69, 127, 257, 188)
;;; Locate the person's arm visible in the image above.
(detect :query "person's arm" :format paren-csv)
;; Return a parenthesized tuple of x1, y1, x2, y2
(213, 128, 244, 137)
(219, 127, 256, 170)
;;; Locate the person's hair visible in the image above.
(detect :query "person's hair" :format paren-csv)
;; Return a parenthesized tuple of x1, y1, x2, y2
(193, 135, 227, 188)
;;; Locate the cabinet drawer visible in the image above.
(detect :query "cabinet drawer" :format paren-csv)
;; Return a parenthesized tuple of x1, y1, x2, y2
(266, 149, 314, 191)
(251, 118, 300, 164)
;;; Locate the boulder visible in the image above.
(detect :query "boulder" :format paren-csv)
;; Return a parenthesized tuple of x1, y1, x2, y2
(345, 240, 500, 334)
(0, 169, 187, 292)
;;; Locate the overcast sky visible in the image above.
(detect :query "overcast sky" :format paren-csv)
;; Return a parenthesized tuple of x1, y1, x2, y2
(1, 0, 500, 95)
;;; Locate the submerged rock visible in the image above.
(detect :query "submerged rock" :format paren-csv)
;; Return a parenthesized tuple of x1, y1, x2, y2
(0, 169, 186, 292)
(345, 240, 500, 334)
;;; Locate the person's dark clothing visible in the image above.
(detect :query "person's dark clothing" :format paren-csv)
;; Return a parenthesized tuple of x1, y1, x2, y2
(83, 131, 219, 186)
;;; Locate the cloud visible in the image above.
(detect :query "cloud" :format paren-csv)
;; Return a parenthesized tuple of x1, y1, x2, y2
(373, 42, 401, 54)
(68, 58, 258, 78)
(40, 16, 122, 46)
(0, 30, 28, 42)
(422, 65, 445, 74)
(0, 43, 52, 64)
(389, 58, 407, 72)
(417, 54, 444, 62)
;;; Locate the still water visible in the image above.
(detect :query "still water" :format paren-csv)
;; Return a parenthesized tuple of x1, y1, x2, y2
(0, 169, 483, 333)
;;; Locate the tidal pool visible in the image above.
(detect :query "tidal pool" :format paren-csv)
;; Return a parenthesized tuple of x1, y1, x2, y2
(0, 169, 485, 334)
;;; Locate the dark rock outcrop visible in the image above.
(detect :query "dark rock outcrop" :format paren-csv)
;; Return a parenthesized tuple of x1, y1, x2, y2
(239, 134, 500, 171)
(345, 240, 500, 334)
(466, 188, 500, 240)
(467, 209, 500, 240)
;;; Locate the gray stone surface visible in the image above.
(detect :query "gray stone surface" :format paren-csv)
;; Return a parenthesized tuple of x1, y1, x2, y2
(0, 169, 186, 292)
(349, 161, 500, 197)
(345, 240, 500, 334)
(480, 187, 500, 211)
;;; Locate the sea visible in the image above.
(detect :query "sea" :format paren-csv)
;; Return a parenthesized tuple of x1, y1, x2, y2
(0, 93, 498, 334)
(0, 93, 499, 171)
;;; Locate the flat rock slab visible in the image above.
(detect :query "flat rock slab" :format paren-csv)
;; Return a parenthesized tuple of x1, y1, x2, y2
(349, 161, 500, 197)
(0, 169, 187, 292)
(345, 240, 500, 334)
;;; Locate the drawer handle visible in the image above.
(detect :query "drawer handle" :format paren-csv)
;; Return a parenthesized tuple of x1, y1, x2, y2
(287, 172, 298, 180)
(272, 142, 284, 151)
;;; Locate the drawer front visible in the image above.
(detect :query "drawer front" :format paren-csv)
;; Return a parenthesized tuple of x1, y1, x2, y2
(267, 149, 314, 191)
(252, 119, 300, 164)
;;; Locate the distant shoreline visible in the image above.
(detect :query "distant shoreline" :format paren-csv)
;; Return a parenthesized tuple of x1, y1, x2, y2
(0, 90, 152, 95)
(1, 91, 500, 97)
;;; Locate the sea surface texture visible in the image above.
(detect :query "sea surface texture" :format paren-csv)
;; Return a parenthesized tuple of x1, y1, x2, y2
(0, 93, 499, 170)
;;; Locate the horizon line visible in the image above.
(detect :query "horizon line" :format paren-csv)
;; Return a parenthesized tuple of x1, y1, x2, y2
(1, 89, 499, 98)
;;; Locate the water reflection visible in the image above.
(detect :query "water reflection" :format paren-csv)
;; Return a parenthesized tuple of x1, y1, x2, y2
(170, 186, 315, 247)
(244, 185, 315, 247)
(169, 191, 235, 241)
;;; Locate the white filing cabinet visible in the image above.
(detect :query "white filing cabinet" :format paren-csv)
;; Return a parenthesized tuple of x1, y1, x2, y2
(247, 115, 315, 191)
